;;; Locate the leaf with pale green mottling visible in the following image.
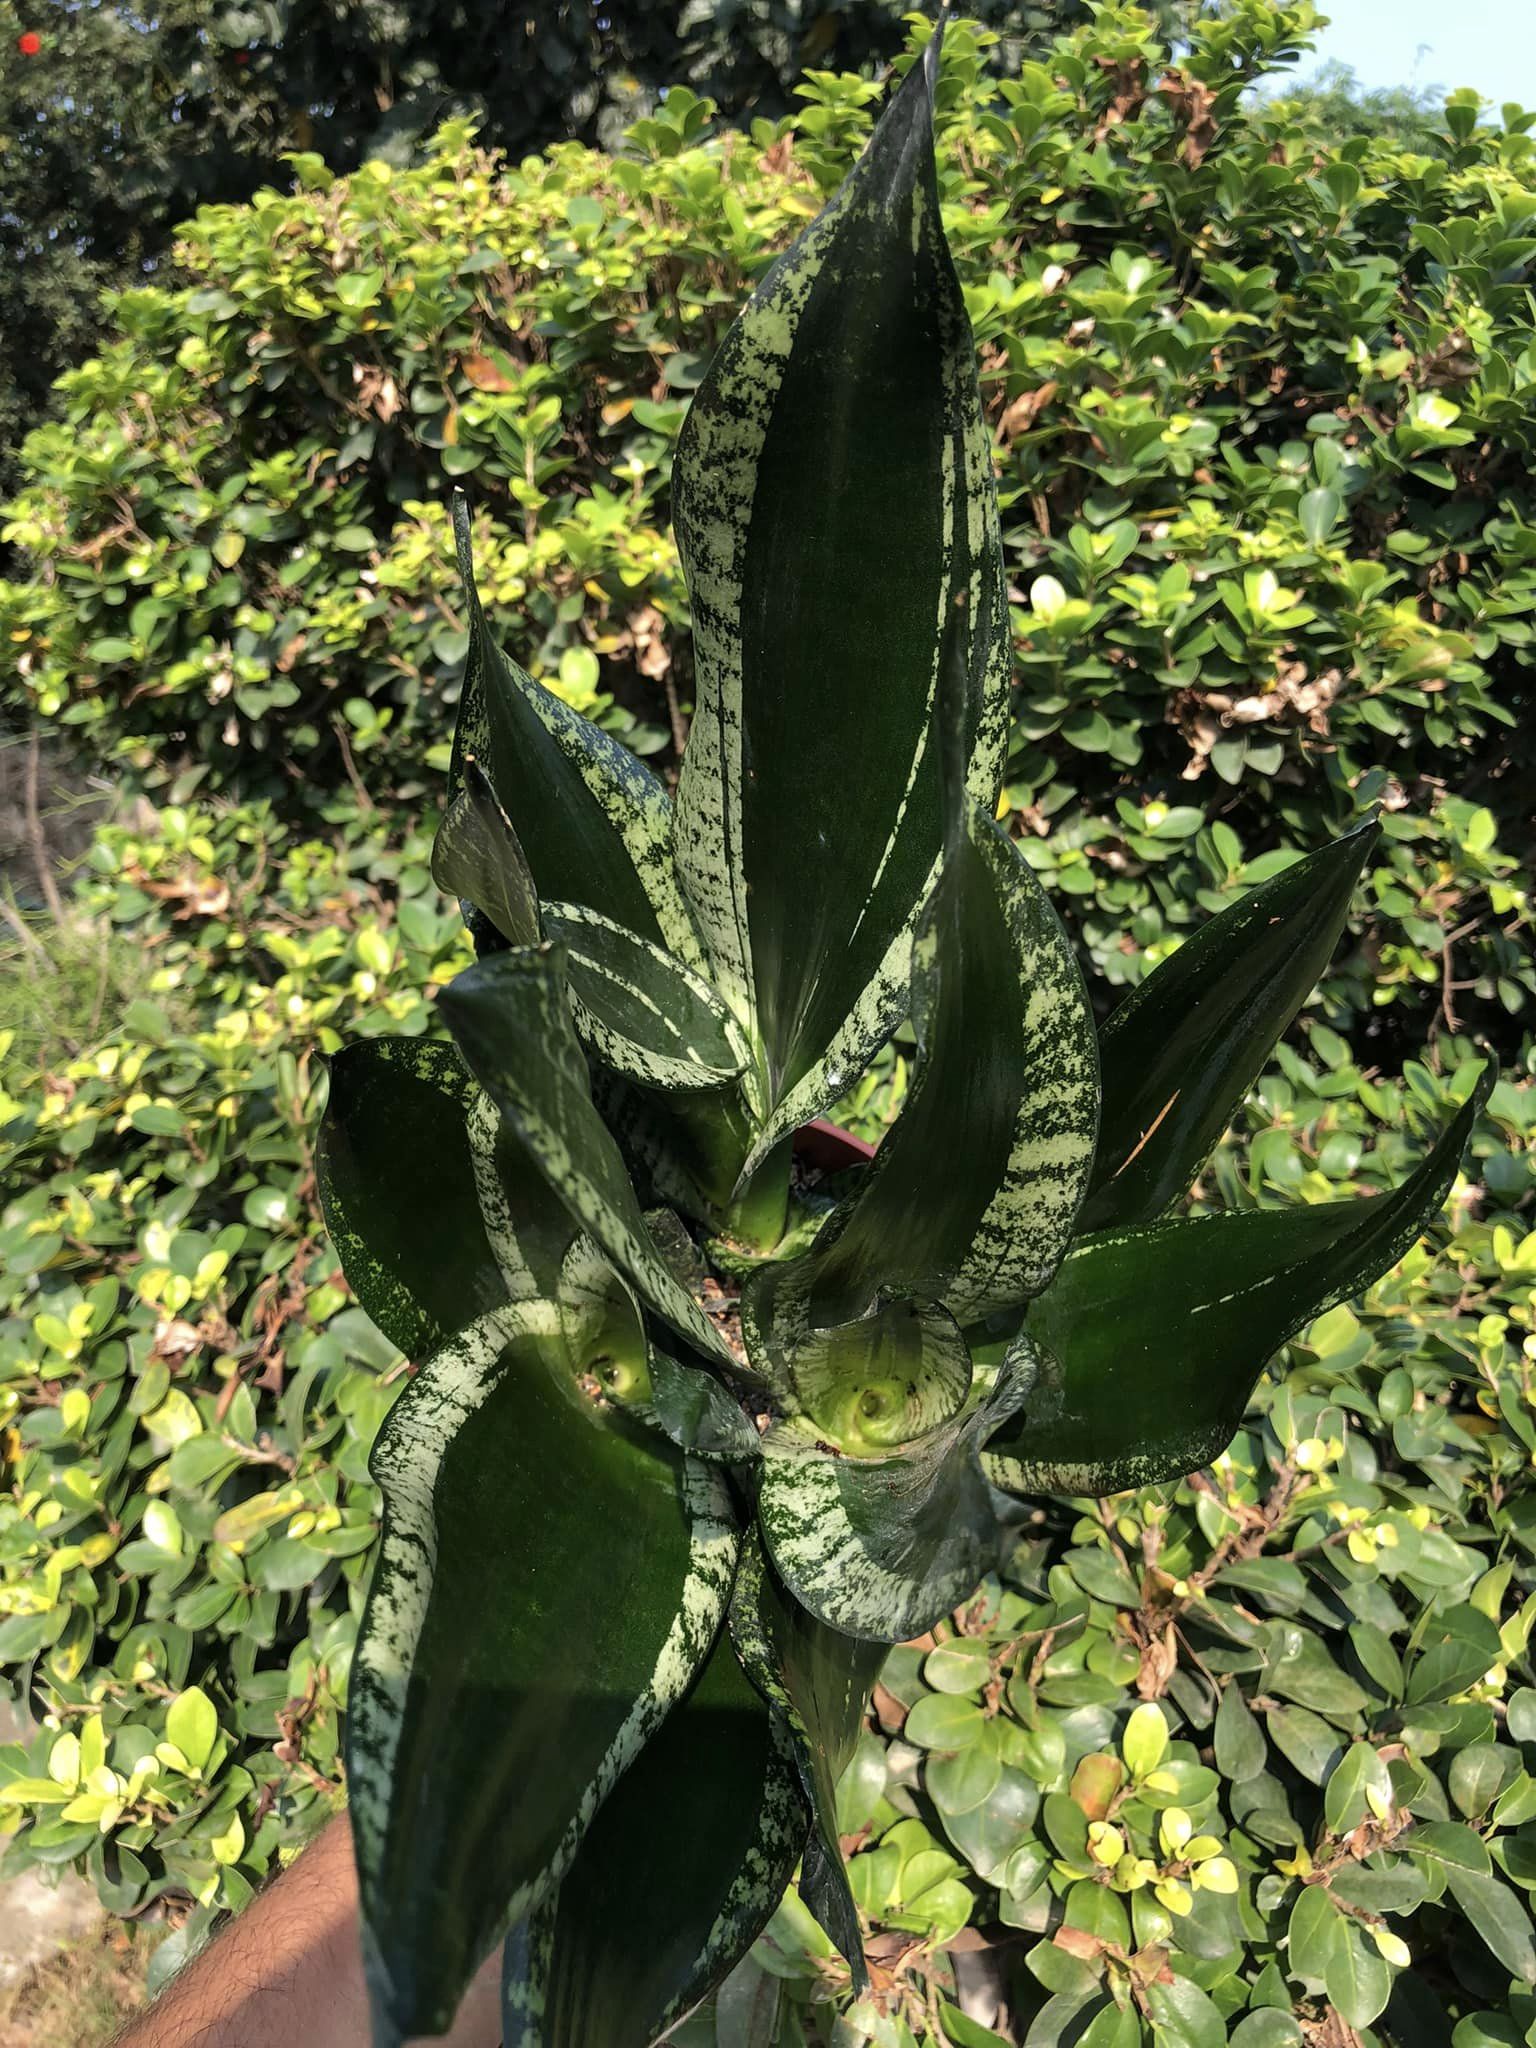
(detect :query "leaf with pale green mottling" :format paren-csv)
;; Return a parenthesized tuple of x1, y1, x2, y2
(1080, 819, 1378, 1233)
(350, 1309, 739, 2047)
(317, 1037, 570, 1357)
(672, 28, 1009, 1140)
(439, 947, 742, 1372)
(986, 1064, 1491, 1495)
(432, 756, 541, 949)
(543, 901, 746, 1092)
(730, 1535, 884, 1989)
(449, 491, 704, 971)
(753, 1326, 1036, 1641)
(499, 1625, 805, 2048)
(805, 801, 1097, 1327)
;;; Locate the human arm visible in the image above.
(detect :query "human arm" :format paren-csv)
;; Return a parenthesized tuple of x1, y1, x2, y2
(114, 1812, 501, 2048)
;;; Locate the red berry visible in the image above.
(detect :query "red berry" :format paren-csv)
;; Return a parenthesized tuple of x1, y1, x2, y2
(16, 29, 41, 53)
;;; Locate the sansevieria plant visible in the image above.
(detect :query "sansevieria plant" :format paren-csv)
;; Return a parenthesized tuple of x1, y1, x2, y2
(317, 26, 1491, 2048)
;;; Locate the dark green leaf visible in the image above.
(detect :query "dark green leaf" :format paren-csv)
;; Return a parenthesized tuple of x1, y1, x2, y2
(906, 1693, 988, 1752)
(1298, 487, 1343, 544)
(927, 1735, 1003, 1816)
(1267, 1706, 1344, 1784)
(1080, 820, 1379, 1232)
(500, 1627, 805, 2048)
(543, 901, 746, 1091)
(1407, 1606, 1503, 1705)
(1401, 1821, 1492, 1875)
(1448, 1742, 1519, 1819)
(714, 1955, 784, 2048)
(805, 802, 1096, 1324)
(1146, 1971, 1227, 2048)
(941, 2002, 1013, 2048)
(925, 1637, 994, 1695)
(649, 1349, 762, 1462)
(1444, 1865, 1536, 1983)
(671, 33, 1009, 1145)
(1325, 1923, 1392, 2028)
(440, 946, 741, 1371)
(1215, 1682, 1267, 1784)
(431, 756, 541, 947)
(1286, 1885, 1339, 1986)
(938, 1764, 1040, 1882)
(317, 1037, 567, 1359)
(449, 492, 704, 969)
(1325, 1743, 1393, 1833)
(349, 1316, 739, 2044)
(730, 1537, 884, 1989)
(987, 1065, 1491, 1493)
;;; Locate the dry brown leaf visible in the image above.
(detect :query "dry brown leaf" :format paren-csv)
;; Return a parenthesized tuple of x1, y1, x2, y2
(1093, 56, 1148, 141)
(1135, 1621, 1178, 1700)
(462, 350, 516, 393)
(352, 363, 402, 421)
(1054, 1926, 1105, 1962)
(998, 381, 1059, 444)
(151, 1318, 202, 1364)
(1158, 67, 1219, 167)
(141, 871, 232, 919)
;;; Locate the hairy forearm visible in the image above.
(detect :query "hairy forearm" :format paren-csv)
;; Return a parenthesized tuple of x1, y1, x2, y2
(115, 1814, 500, 2048)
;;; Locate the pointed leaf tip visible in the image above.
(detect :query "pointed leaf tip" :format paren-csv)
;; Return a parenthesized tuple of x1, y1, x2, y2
(1083, 815, 1384, 1233)
(990, 1058, 1493, 1497)
(671, 4, 1008, 1144)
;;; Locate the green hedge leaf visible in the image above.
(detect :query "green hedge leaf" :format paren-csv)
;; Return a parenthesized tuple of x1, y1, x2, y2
(1444, 1865, 1536, 1984)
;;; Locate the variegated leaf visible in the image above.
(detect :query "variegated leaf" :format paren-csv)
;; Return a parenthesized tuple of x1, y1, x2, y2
(439, 946, 747, 1374)
(543, 900, 748, 1092)
(349, 1306, 739, 2046)
(316, 1037, 573, 1357)
(500, 1626, 805, 2048)
(431, 755, 542, 949)
(449, 491, 705, 971)
(554, 1234, 757, 1458)
(806, 800, 1098, 1328)
(672, 26, 1009, 1139)
(730, 1534, 884, 1989)
(744, 1252, 973, 1449)
(650, 1347, 764, 1462)
(754, 1322, 1039, 1642)
(1080, 816, 1380, 1233)
(987, 1063, 1493, 1496)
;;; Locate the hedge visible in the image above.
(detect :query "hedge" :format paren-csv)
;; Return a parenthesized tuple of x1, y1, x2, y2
(3, 4, 1536, 2040)
(2, 795, 1534, 2039)
(3, 0, 1534, 1052)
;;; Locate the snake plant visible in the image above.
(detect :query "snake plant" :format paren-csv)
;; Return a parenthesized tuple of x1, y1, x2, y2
(316, 29, 1490, 2048)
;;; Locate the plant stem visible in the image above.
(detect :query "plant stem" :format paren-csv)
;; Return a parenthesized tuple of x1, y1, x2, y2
(724, 1135, 793, 1253)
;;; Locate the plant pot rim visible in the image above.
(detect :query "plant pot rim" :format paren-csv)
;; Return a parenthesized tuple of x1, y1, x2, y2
(793, 1116, 875, 1173)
